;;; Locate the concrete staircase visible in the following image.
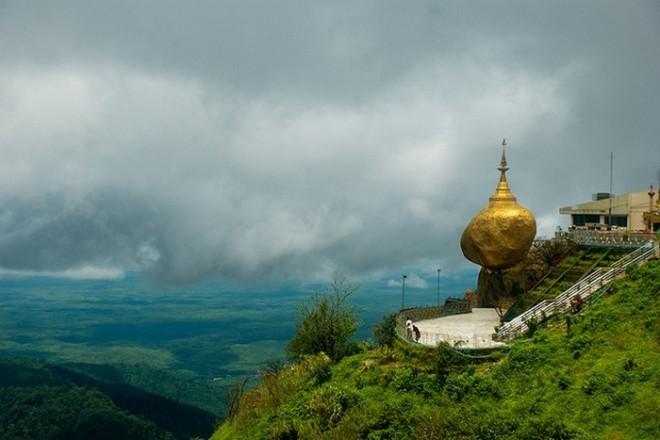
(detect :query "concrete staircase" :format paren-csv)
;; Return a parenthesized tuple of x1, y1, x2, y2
(496, 241, 659, 341)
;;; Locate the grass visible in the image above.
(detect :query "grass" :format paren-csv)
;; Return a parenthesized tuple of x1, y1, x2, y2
(213, 259, 660, 439)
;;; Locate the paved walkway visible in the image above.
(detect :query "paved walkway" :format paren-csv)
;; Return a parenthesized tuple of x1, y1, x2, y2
(413, 308, 505, 349)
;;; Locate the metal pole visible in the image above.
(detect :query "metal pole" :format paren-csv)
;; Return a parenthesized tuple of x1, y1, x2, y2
(401, 274, 407, 310)
(437, 268, 441, 306)
(608, 151, 613, 230)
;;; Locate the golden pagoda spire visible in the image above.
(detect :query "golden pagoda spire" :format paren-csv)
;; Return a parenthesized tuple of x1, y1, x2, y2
(460, 138, 537, 271)
(490, 138, 516, 203)
(499, 138, 509, 176)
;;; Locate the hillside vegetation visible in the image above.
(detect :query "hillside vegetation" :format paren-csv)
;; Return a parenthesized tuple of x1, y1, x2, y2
(63, 362, 228, 416)
(0, 357, 217, 440)
(213, 259, 660, 440)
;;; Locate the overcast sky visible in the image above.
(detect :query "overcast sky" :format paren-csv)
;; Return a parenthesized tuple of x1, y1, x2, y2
(0, 1, 659, 284)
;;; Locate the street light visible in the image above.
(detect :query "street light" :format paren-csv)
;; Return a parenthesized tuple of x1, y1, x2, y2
(437, 268, 441, 306)
(401, 274, 407, 310)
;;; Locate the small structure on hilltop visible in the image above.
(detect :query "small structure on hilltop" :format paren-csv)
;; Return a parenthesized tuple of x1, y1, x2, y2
(555, 184, 659, 248)
(460, 139, 537, 307)
(560, 186, 660, 232)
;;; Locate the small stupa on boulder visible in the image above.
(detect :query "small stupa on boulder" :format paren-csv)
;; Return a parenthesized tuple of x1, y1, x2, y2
(460, 139, 536, 307)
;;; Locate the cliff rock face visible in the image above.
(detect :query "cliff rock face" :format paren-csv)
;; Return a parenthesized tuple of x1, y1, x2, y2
(476, 267, 526, 308)
(474, 240, 560, 309)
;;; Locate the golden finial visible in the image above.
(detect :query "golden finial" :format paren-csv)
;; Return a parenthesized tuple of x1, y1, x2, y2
(491, 138, 515, 202)
(499, 138, 509, 175)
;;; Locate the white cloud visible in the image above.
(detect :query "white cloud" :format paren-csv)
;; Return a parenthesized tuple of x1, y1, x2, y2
(387, 273, 428, 289)
(0, 266, 124, 280)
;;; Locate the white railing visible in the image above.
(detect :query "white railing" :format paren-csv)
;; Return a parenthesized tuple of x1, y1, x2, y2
(557, 230, 656, 249)
(416, 331, 504, 349)
(496, 241, 658, 341)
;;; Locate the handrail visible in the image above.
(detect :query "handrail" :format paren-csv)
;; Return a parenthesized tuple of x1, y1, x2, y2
(560, 230, 656, 249)
(415, 331, 503, 350)
(496, 241, 657, 340)
(498, 242, 656, 337)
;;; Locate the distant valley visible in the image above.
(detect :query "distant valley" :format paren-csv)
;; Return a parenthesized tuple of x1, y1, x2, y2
(0, 272, 475, 416)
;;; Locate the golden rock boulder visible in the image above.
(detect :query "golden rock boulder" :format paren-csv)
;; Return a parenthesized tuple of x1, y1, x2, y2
(460, 143, 536, 271)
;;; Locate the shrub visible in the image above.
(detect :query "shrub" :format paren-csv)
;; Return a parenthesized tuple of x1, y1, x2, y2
(307, 385, 359, 431)
(267, 421, 299, 440)
(502, 343, 552, 373)
(373, 313, 397, 347)
(435, 343, 469, 387)
(225, 377, 250, 420)
(302, 354, 333, 387)
(413, 409, 475, 439)
(515, 416, 588, 440)
(557, 371, 573, 390)
(444, 372, 476, 401)
(474, 412, 521, 439)
(237, 353, 331, 418)
(363, 400, 416, 440)
(287, 280, 359, 362)
(625, 263, 641, 280)
(525, 316, 540, 338)
(388, 367, 437, 397)
(567, 333, 593, 353)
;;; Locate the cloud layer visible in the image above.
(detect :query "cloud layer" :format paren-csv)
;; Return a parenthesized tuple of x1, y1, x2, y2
(1, 1, 659, 283)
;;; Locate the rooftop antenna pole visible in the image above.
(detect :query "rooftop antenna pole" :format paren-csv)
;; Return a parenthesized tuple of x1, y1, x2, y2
(608, 152, 613, 230)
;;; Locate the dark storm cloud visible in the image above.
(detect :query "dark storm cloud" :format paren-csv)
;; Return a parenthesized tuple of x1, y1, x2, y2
(0, 191, 163, 271)
(0, 1, 658, 283)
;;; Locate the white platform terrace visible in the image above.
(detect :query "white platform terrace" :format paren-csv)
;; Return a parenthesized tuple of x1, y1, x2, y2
(413, 308, 505, 349)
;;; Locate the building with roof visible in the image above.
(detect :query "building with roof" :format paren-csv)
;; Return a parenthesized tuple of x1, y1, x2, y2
(560, 189, 659, 231)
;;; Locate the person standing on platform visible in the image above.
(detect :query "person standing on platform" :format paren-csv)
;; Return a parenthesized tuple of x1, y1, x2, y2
(412, 324, 421, 342)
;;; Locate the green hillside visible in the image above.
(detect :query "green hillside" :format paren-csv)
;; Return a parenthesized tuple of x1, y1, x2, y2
(63, 362, 228, 416)
(213, 259, 660, 440)
(524, 247, 628, 303)
(0, 385, 172, 440)
(503, 246, 628, 320)
(0, 357, 217, 440)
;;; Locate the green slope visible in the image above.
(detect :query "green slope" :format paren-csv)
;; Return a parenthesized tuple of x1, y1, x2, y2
(0, 385, 173, 440)
(0, 357, 217, 440)
(214, 259, 660, 440)
(63, 361, 228, 416)
(504, 247, 629, 320)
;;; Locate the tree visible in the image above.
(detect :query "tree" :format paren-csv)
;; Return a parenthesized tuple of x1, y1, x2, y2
(373, 313, 397, 347)
(287, 280, 359, 362)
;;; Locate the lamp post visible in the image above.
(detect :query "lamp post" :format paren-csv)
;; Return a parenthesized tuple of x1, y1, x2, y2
(437, 268, 441, 306)
(401, 274, 407, 310)
(608, 152, 613, 230)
